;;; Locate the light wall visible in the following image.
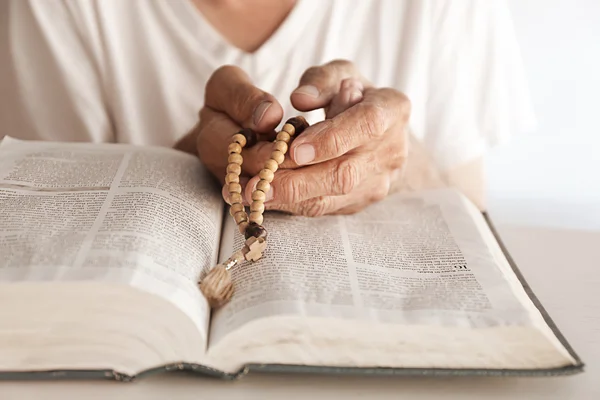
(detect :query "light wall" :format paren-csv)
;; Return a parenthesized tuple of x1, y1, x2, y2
(486, 0, 600, 231)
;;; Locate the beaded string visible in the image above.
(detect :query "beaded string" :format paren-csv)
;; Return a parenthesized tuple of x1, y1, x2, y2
(199, 116, 309, 308)
(227, 117, 308, 237)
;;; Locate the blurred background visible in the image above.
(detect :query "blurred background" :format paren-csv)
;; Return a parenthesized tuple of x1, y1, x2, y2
(487, 0, 600, 231)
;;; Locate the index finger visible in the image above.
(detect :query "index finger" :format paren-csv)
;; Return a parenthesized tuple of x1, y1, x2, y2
(290, 88, 410, 166)
(290, 59, 368, 112)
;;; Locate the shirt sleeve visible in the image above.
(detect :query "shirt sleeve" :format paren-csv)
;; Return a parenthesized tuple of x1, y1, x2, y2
(424, 0, 536, 171)
(0, 0, 112, 142)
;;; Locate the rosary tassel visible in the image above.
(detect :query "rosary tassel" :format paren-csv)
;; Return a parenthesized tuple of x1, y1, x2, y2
(200, 250, 245, 308)
(199, 264, 233, 308)
(200, 235, 268, 307)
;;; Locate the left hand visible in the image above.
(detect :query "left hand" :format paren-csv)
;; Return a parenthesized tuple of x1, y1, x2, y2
(243, 60, 411, 216)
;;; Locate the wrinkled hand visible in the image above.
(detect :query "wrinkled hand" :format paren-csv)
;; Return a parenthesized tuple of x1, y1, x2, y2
(251, 60, 411, 216)
(176, 60, 410, 217)
(175, 65, 287, 190)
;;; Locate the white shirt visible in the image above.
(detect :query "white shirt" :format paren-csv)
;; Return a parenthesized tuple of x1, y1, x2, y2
(0, 0, 535, 171)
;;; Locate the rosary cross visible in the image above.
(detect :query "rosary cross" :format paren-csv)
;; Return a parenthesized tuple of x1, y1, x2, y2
(243, 237, 267, 262)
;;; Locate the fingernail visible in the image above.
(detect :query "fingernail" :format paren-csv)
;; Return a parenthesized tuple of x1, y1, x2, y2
(253, 101, 272, 126)
(293, 85, 320, 98)
(348, 89, 363, 104)
(222, 185, 231, 204)
(265, 187, 274, 202)
(294, 144, 315, 165)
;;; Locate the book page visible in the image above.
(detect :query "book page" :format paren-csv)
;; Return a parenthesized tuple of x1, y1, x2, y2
(208, 189, 537, 347)
(0, 137, 222, 343)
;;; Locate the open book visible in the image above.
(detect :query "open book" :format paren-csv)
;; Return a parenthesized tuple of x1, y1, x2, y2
(0, 137, 583, 381)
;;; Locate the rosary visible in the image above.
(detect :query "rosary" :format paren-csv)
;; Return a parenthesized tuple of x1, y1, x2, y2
(198, 116, 309, 308)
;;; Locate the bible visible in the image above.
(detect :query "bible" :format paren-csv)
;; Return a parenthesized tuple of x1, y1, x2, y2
(0, 136, 584, 381)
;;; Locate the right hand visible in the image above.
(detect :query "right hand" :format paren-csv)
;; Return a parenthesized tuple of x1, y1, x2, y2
(174, 65, 285, 196)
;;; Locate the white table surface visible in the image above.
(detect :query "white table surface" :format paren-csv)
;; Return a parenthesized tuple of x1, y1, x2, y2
(2, 224, 599, 399)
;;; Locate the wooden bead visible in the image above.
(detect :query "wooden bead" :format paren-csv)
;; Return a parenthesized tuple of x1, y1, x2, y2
(276, 131, 291, 143)
(228, 142, 242, 154)
(228, 183, 242, 194)
(259, 169, 274, 182)
(239, 128, 257, 148)
(286, 116, 309, 136)
(256, 179, 270, 193)
(250, 201, 265, 213)
(225, 173, 239, 184)
(232, 133, 247, 147)
(244, 222, 268, 240)
(234, 211, 248, 225)
(273, 140, 288, 154)
(282, 123, 295, 135)
(238, 221, 249, 234)
(249, 212, 263, 225)
(264, 159, 278, 172)
(228, 153, 243, 165)
(252, 190, 266, 202)
(230, 192, 243, 204)
(271, 150, 285, 165)
(230, 203, 245, 216)
(227, 163, 242, 175)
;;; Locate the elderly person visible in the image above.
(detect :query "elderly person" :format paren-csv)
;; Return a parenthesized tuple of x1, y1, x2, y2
(0, 0, 534, 214)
